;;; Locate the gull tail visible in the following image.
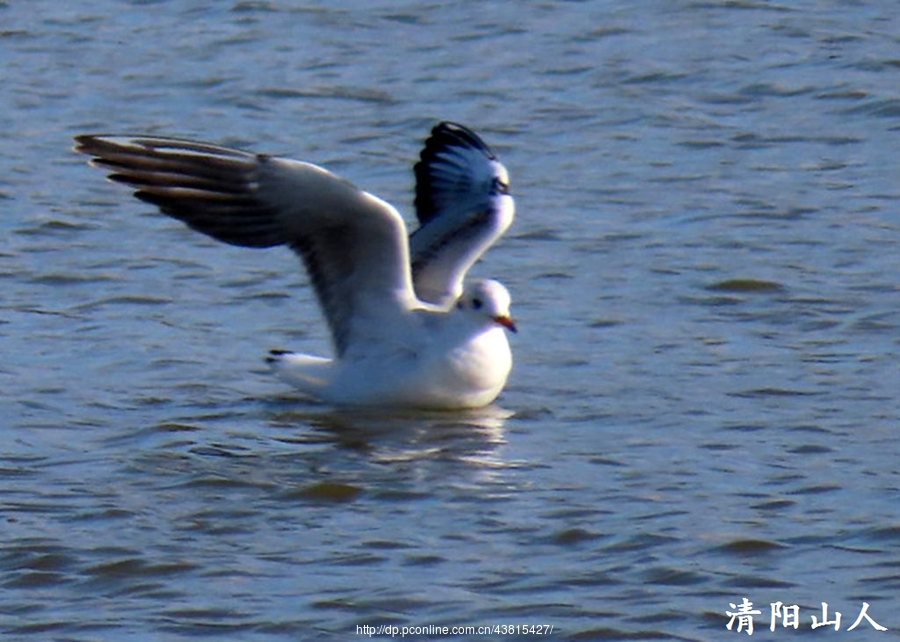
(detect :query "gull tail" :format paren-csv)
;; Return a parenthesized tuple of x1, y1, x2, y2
(266, 350, 334, 399)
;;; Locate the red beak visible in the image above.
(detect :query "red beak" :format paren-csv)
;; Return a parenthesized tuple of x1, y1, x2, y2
(493, 315, 517, 333)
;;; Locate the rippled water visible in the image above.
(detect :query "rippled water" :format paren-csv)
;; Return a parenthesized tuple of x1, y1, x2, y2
(2, 1, 899, 639)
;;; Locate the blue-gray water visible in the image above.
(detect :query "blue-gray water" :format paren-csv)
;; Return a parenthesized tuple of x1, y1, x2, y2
(2, 1, 899, 639)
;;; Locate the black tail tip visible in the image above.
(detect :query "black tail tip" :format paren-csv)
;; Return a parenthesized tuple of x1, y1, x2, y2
(266, 348, 293, 364)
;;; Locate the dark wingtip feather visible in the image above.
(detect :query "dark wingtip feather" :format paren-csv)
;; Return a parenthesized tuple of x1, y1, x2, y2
(420, 122, 495, 162)
(73, 133, 108, 157)
(414, 122, 497, 225)
(266, 349, 294, 364)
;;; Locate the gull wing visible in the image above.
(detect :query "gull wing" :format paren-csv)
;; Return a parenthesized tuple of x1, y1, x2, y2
(409, 122, 515, 307)
(74, 135, 419, 357)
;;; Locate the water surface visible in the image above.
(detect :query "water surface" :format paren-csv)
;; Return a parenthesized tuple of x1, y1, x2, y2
(2, 1, 899, 639)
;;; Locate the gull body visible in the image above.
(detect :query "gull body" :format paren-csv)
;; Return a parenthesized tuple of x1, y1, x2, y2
(269, 279, 514, 408)
(75, 123, 516, 409)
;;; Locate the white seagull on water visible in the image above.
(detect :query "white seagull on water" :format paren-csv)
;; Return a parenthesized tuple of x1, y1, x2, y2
(74, 122, 516, 409)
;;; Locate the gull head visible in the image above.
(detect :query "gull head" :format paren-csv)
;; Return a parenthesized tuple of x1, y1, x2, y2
(457, 279, 516, 333)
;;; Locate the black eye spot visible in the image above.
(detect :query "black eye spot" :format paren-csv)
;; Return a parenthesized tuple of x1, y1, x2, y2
(472, 298, 483, 310)
(493, 177, 510, 195)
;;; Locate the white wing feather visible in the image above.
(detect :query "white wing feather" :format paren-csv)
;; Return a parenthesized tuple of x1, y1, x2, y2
(74, 135, 418, 357)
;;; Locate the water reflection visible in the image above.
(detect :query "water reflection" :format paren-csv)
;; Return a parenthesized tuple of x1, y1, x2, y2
(267, 401, 512, 467)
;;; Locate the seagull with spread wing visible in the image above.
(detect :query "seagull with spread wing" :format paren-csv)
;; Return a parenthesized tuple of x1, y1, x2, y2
(74, 122, 516, 409)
